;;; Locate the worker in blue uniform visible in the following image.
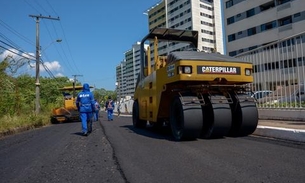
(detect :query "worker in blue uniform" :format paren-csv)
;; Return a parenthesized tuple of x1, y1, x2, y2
(94, 100, 101, 121)
(76, 83, 95, 136)
(105, 96, 115, 121)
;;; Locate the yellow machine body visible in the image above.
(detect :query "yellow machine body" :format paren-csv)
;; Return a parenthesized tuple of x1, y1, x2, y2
(135, 59, 253, 122)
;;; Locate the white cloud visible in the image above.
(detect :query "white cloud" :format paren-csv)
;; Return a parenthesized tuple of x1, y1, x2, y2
(0, 48, 34, 61)
(28, 62, 35, 68)
(28, 60, 63, 77)
(1, 50, 65, 77)
(0, 49, 12, 61)
(40, 61, 61, 72)
(55, 73, 64, 77)
(21, 52, 35, 60)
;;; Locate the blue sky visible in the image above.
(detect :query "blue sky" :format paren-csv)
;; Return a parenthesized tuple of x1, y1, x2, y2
(0, 0, 160, 90)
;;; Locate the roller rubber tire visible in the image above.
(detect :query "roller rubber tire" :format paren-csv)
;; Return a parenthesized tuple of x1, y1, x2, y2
(170, 96, 202, 141)
(132, 100, 147, 128)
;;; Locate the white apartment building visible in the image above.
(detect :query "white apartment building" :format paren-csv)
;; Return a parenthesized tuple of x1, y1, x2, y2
(116, 42, 148, 99)
(115, 62, 124, 102)
(223, 0, 305, 91)
(146, 0, 224, 54)
(224, 0, 305, 57)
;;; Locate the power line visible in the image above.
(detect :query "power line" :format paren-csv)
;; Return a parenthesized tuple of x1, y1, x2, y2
(41, 20, 78, 76)
(0, 40, 35, 60)
(0, 32, 22, 50)
(1, 1, 82, 85)
(45, 0, 59, 17)
(24, 0, 40, 14)
(1, 43, 60, 81)
(0, 1, 75, 85)
(40, 59, 56, 79)
(0, 19, 35, 46)
(34, 0, 51, 15)
(25, 0, 81, 79)
(58, 22, 81, 74)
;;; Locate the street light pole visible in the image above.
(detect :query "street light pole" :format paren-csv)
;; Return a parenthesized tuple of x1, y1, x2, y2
(118, 83, 120, 104)
(41, 39, 62, 53)
(115, 82, 120, 104)
(29, 14, 60, 114)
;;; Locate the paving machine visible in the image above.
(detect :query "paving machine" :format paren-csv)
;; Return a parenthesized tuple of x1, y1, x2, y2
(51, 85, 92, 123)
(132, 28, 258, 140)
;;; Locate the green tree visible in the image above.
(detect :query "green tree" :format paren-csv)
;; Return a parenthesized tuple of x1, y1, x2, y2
(93, 88, 116, 108)
(15, 74, 35, 114)
(0, 55, 117, 134)
(0, 59, 16, 116)
(40, 76, 71, 112)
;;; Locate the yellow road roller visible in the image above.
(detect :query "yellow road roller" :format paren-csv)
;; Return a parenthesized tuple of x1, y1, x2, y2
(51, 85, 93, 123)
(132, 28, 258, 140)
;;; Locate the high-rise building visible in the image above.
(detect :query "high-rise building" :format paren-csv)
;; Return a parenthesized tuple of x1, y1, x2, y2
(115, 62, 124, 102)
(224, 0, 305, 57)
(145, 0, 224, 54)
(116, 42, 148, 99)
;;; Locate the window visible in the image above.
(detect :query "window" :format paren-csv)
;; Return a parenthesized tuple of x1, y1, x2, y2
(261, 21, 276, 31)
(249, 46, 258, 50)
(277, 0, 291, 5)
(227, 17, 235, 25)
(279, 16, 292, 26)
(246, 8, 255, 18)
(229, 51, 237, 56)
(201, 0, 213, 3)
(294, 13, 301, 18)
(259, 1, 275, 12)
(247, 27, 257, 36)
(226, 0, 233, 8)
(228, 34, 236, 42)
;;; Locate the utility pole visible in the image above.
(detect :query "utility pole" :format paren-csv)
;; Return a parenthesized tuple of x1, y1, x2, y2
(72, 74, 83, 98)
(29, 14, 60, 115)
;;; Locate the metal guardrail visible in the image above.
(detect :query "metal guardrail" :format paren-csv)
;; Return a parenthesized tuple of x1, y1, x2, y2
(236, 31, 305, 110)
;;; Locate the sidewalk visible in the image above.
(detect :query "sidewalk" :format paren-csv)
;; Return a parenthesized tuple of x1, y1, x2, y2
(255, 120, 305, 143)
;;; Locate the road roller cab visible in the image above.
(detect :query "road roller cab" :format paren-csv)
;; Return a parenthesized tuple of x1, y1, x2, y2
(132, 28, 258, 141)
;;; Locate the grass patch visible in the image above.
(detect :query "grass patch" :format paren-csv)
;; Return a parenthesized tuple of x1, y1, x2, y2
(257, 101, 305, 108)
(0, 113, 51, 137)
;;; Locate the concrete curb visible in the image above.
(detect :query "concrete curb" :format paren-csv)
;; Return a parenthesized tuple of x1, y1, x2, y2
(254, 125, 305, 143)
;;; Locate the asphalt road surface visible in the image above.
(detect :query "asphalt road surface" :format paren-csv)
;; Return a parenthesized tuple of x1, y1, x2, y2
(1, 112, 305, 183)
(0, 120, 125, 183)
